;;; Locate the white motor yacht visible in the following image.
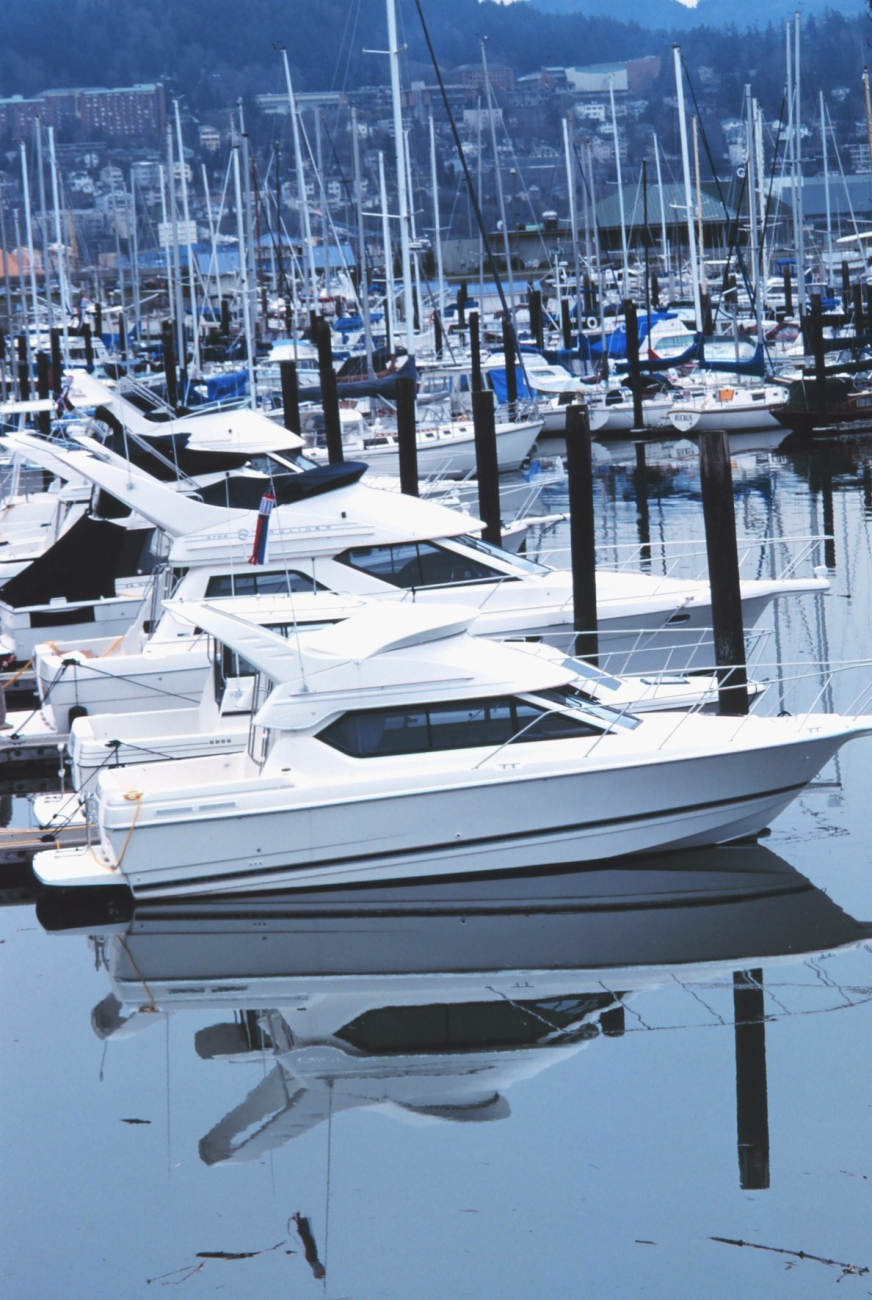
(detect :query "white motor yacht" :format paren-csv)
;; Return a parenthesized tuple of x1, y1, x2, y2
(33, 603, 872, 898)
(6, 432, 827, 734)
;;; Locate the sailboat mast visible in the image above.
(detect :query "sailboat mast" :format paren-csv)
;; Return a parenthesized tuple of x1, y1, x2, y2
(175, 100, 201, 374)
(820, 91, 834, 289)
(351, 108, 374, 373)
(20, 142, 40, 348)
(232, 130, 257, 407)
(609, 75, 629, 299)
(481, 39, 515, 318)
(672, 45, 703, 331)
(379, 152, 396, 351)
(282, 48, 318, 315)
(793, 12, 806, 314)
(48, 127, 69, 363)
(386, 0, 416, 358)
(429, 114, 445, 328)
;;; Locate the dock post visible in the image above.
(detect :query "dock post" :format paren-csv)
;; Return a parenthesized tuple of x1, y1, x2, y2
(279, 359, 300, 435)
(457, 280, 468, 331)
(698, 429, 749, 715)
(472, 388, 501, 547)
(733, 969, 770, 1190)
(530, 288, 544, 351)
(434, 310, 443, 359)
(49, 327, 61, 395)
(17, 335, 30, 402)
(561, 297, 572, 349)
(565, 402, 598, 662)
(841, 261, 851, 314)
(82, 321, 93, 372)
(315, 317, 343, 465)
(783, 265, 793, 316)
(853, 282, 864, 335)
(810, 292, 827, 411)
(161, 320, 178, 412)
(865, 284, 872, 337)
(35, 351, 50, 434)
(502, 316, 517, 413)
(94, 301, 102, 339)
(470, 311, 482, 395)
(395, 374, 419, 497)
(624, 299, 644, 432)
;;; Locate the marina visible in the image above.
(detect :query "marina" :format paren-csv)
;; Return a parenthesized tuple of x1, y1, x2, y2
(2, 0, 872, 1294)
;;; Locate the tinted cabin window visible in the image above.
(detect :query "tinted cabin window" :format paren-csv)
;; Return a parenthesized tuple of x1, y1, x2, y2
(337, 541, 501, 589)
(206, 570, 324, 597)
(319, 696, 602, 758)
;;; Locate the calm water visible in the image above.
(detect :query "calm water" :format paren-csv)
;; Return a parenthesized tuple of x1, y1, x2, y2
(2, 434, 872, 1299)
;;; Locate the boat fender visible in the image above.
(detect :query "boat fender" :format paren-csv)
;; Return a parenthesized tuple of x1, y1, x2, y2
(68, 706, 88, 728)
(586, 316, 598, 330)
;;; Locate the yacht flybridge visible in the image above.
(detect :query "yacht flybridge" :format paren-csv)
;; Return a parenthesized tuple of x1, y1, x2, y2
(33, 603, 872, 898)
(4, 432, 828, 733)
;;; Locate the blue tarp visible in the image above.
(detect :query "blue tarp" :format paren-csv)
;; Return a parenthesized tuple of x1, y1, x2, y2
(204, 369, 249, 402)
(588, 312, 677, 360)
(487, 366, 533, 403)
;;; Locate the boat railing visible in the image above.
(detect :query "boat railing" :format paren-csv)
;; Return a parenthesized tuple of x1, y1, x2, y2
(528, 533, 831, 585)
(505, 625, 772, 682)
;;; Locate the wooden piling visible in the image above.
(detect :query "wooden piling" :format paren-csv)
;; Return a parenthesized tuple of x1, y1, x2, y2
(810, 292, 827, 410)
(395, 374, 419, 498)
(161, 320, 179, 412)
(841, 261, 851, 313)
(94, 302, 102, 339)
(565, 403, 598, 662)
(783, 265, 793, 315)
(279, 359, 301, 435)
(315, 317, 343, 465)
(472, 388, 501, 547)
(470, 311, 482, 395)
(698, 429, 749, 715)
(82, 321, 94, 371)
(561, 297, 572, 349)
(16, 336, 29, 402)
(457, 281, 468, 330)
(49, 328, 61, 395)
(733, 970, 770, 1191)
(501, 316, 517, 411)
(530, 289, 544, 351)
(623, 299, 644, 432)
(852, 282, 864, 334)
(433, 310, 443, 359)
(35, 352, 50, 435)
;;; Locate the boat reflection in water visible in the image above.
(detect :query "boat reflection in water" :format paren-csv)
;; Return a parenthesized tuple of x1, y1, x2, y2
(41, 844, 871, 1184)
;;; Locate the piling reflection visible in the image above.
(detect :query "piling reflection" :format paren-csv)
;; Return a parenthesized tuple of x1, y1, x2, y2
(40, 842, 872, 1190)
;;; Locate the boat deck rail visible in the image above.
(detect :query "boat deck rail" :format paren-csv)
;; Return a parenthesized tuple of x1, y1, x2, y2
(526, 533, 831, 586)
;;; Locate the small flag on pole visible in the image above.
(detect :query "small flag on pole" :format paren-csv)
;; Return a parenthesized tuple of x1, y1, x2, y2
(248, 490, 276, 566)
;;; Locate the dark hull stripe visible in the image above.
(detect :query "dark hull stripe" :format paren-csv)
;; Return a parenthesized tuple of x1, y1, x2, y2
(131, 779, 808, 896)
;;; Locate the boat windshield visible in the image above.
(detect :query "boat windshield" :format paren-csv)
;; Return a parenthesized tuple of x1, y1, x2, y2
(453, 533, 549, 575)
(336, 540, 516, 589)
(530, 685, 640, 730)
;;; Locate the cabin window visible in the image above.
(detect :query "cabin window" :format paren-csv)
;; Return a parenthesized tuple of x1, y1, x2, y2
(206, 570, 324, 597)
(318, 694, 604, 758)
(336, 541, 502, 589)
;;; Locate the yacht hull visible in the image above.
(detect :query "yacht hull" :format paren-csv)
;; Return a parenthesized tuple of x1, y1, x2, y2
(34, 722, 859, 897)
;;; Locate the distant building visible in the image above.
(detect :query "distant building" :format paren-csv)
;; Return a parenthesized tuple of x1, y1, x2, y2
(198, 125, 222, 153)
(0, 83, 166, 139)
(566, 63, 627, 95)
(455, 64, 515, 94)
